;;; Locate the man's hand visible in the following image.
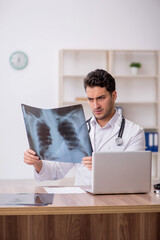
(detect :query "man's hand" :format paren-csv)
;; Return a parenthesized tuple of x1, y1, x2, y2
(24, 149, 42, 173)
(82, 156, 92, 170)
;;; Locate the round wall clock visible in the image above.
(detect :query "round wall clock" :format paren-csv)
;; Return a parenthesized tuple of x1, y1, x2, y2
(10, 51, 28, 70)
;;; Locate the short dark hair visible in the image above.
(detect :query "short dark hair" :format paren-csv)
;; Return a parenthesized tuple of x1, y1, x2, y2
(83, 69, 116, 94)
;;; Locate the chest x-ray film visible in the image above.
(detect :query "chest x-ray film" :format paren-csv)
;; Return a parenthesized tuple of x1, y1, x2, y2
(21, 104, 92, 163)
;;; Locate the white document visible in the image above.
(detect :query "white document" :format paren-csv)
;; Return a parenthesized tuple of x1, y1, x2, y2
(44, 187, 86, 194)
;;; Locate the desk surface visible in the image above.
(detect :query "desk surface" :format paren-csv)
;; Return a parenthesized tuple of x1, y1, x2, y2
(0, 179, 160, 216)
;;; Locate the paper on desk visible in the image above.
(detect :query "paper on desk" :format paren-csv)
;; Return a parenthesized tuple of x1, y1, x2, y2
(44, 187, 86, 194)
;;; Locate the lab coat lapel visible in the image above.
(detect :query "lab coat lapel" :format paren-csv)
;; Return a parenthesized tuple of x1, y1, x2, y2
(96, 115, 122, 151)
(89, 123, 96, 151)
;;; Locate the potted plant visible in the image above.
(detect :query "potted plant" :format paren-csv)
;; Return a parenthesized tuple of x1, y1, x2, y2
(129, 62, 142, 75)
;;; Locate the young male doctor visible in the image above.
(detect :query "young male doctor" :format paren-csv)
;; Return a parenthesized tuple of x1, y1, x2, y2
(24, 69, 145, 185)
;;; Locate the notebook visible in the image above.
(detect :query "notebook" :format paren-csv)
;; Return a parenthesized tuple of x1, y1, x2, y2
(83, 151, 152, 194)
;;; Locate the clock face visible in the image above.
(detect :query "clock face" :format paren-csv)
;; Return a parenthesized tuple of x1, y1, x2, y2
(10, 51, 28, 70)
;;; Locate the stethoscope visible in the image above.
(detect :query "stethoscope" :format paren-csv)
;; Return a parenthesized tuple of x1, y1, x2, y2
(86, 115, 125, 146)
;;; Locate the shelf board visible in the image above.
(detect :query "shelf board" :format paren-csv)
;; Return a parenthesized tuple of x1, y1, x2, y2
(114, 75, 158, 79)
(62, 75, 85, 79)
(111, 49, 158, 53)
(61, 75, 158, 79)
(63, 101, 158, 106)
(116, 101, 158, 105)
(143, 126, 159, 130)
(62, 101, 88, 105)
(61, 49, 108, 52)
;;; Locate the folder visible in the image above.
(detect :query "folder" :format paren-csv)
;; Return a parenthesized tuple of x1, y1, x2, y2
(145, 132, 158, 152)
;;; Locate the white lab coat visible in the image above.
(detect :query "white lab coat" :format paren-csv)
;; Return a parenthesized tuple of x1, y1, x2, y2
(34, 112, 145, 185)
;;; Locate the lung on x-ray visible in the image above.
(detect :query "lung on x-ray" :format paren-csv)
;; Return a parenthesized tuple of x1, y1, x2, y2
(21, 104, 92, 163)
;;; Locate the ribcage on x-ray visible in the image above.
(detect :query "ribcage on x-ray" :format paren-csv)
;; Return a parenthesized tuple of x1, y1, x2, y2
(57, 119, 87, 155)
(36, 121, 52, 159)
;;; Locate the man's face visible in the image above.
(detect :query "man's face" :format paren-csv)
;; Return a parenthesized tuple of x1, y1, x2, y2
(86, 86, 117, 124)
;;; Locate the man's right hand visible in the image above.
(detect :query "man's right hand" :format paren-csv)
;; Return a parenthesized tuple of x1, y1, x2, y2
(24, 149, 42, 173)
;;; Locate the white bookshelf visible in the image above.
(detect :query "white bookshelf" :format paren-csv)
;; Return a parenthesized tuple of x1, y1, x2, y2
(59, 49, 160, 179)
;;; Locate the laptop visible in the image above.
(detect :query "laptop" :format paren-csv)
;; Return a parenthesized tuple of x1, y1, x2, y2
(83, 151, 152, 194)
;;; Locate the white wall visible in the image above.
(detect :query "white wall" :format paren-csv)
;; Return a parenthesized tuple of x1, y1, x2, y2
(0, 0, 160, 179)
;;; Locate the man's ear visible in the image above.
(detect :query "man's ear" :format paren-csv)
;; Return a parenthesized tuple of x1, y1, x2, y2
(112, 90, 117, 102)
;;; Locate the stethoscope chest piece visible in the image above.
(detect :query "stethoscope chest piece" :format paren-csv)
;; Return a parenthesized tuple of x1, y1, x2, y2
(115, 137, 123, 146)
